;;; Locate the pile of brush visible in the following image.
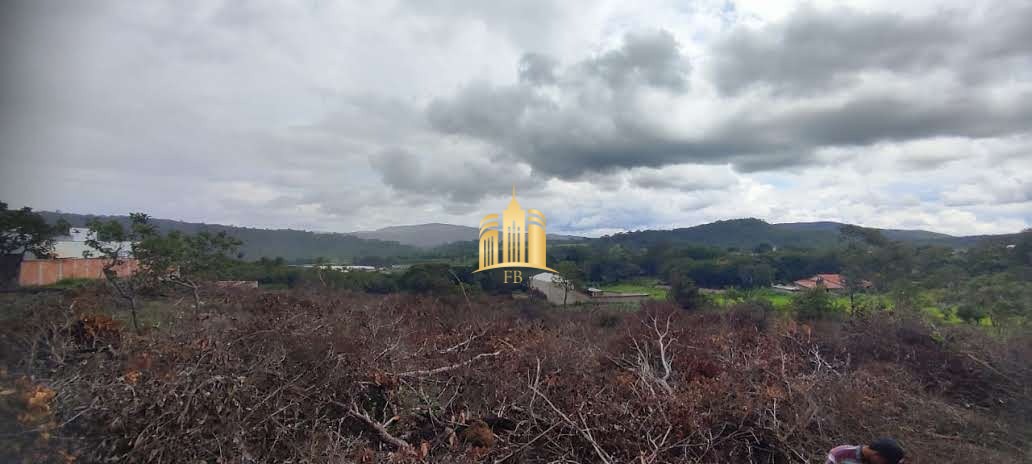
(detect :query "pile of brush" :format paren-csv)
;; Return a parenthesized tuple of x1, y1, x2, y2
(1, 287, 1029, 463)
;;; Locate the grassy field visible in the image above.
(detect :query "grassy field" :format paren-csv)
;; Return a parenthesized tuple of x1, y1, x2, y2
(598, 278, 668, 299)
(707, 288, 990, 325)
(704, 288, 905, 316)
(708, 288, 797, 310)
(590, 282, 983, 326)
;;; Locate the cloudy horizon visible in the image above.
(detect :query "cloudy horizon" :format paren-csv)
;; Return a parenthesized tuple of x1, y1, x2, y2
(1, 0, 1030, 237)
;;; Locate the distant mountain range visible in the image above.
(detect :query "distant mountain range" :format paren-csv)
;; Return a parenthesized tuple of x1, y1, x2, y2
(36, 211, 1017, 262)
(601, 218, 1015, 250)
(350, 223, 583, 248)
(37, 211, 419, 262)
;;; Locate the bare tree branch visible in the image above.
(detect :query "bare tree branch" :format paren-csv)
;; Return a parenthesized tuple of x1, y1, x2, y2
(344, 402, 412, 451)
(527, 363, 613, 464)
(397, 351, 502, 378)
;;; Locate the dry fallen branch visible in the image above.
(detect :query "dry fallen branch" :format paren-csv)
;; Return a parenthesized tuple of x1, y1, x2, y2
(529, 385, 614, 464)
(3, 289, 1029, 463)
(529, 360, 614, 464)
(622, 314, 676, 396)
(439, 329, 486, 354)
(397, 350, 502, 378)
(448, 269, 474, 312)
(344, 401, 413, 451)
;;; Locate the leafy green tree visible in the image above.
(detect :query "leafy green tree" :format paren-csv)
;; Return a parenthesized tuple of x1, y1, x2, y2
(1010, 230, 1032, 282)
(588, 244, 641, 283)
(85, 213, 154, 329)
(667, 271, 703, 310)
(792, 287, 837, 321)
(553, 261, 585, 306)
(399, 264, 454, 294)
(841, 269, 869, 316)
(738, 263, 774, 288)
(1011, 229, 1032, 267)
(963, 240, 1012, 276)
(134, 229, 241, 310)
(840, 251, 868, 314)
(639, 241, 672, 275)
(839, 225, 881, 314)
(0, 202, 69, 288)
(923, 263, 967, 291)
(362, 273, 399, 294)
(753, 243, 774, 254)
(839, 224, 889, 248)
(839, 225, 921, 314)
(956, 304, 987, 325)
(957, 274, 1032, 329)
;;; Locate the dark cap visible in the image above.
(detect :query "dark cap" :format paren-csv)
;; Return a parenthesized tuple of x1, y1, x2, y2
(869, 437, 905, 464)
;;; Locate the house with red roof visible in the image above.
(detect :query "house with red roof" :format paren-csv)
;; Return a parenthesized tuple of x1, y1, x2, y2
(790, 273, 871, 292)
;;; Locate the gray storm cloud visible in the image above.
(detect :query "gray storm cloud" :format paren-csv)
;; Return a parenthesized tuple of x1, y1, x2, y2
(426, 7, 1032, 178)
(710, 4, 1032, 96)
(0, 0, 1028, 236)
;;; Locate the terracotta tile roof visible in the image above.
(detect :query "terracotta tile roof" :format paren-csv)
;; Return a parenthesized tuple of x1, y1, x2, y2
(793, 273, 846, 290)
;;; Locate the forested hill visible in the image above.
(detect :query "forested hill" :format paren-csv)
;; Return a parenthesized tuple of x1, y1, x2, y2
(351, 223, 477, 248)
(38, 212, 1018, 262)
(37, 211, 418, 263)
(352, 223, 585, 248)
(600, 218, 1016, 250)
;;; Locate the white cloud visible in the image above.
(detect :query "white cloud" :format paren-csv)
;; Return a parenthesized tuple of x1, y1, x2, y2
(0, 0, 1028, 237)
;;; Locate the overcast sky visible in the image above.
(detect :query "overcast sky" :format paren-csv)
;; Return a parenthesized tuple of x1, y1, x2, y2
(1, 0, 1030, 237)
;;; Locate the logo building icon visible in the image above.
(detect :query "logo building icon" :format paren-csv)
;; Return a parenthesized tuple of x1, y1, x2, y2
(475, 187, 555, 275)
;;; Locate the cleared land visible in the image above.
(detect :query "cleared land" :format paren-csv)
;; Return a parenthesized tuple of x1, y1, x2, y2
(1, 285, 1029, 463)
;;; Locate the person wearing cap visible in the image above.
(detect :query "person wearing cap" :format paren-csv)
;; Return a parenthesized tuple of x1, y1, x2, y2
(825, 437, 905, 464)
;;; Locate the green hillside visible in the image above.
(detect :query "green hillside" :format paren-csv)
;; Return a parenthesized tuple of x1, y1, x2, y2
(38, 211, 418, 263)
(601, 218, 1014, 250)
(38, 212, 1016, 263)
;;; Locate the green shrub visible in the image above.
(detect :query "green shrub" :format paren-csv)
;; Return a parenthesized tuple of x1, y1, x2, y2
(792, 287, 839, 321)
(667, 272, 704, 310)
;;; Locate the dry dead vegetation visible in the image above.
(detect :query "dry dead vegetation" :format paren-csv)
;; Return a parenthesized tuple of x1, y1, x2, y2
(1, 286, 1030, 463)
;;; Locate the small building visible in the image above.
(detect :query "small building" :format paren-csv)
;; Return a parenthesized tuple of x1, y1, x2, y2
(790, 274, 871, 292)
(529, 272, 650, 306)
(19, 258, 139, 286)
(16, 227, 137, 287)
(47, 227, 132, 259)
(290, 264, 378, 272)
(340, 265, 377, 272)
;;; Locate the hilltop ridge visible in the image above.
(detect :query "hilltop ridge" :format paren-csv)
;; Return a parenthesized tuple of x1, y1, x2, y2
(36, 211, 1017, 262)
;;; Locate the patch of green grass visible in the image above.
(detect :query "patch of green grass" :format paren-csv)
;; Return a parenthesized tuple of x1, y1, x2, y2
(598, 278, 668, 300)
(585, 301, 644, 312)
(711, 288, 794, 310)
(711, 288, 904, 315)
(708, 293, 733, 306)
(764, 292, 794, 309)
(923, 305, 958, 323)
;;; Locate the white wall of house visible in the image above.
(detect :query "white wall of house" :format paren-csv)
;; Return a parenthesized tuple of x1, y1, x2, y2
(529, 272, 590, 305)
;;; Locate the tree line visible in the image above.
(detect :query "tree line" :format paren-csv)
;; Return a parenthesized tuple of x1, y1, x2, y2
(4, 203, 1030, 328)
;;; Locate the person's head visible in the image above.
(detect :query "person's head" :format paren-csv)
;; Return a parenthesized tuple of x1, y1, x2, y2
(864, 437, 905, 464)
